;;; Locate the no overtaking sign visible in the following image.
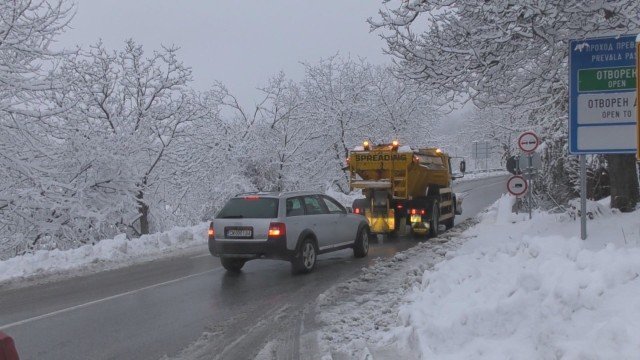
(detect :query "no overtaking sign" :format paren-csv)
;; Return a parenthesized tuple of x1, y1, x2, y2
(518, 131, 540, 153)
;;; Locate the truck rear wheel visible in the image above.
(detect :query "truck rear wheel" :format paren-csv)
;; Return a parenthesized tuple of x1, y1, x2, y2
(444, 216, 454, 230)
(429, 201, 440, 238)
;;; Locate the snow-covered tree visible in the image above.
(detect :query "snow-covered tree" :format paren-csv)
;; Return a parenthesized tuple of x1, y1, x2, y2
(53, 40, 212, 235)
(365, 66, 439, 146)
(0, 0, 73, 257)
(371, 0, 640, 207)
(302, 55, 373, 190)
(302, 56, 440, 191)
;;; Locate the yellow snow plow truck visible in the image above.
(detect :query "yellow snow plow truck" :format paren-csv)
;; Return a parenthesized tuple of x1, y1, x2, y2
(347, 140, 465, 237)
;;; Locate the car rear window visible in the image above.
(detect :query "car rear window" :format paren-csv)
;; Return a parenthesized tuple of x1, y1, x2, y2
(216, 197, 279, 219)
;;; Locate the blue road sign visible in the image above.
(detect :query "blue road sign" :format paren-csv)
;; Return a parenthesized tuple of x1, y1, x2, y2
(569, 34, 637, 154)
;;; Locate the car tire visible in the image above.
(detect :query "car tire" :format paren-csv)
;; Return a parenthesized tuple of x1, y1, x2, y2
(292, 238, 317, 274)
(353, 226, 370, 258)
(429, 201, 440, 238)
(220, 257, 246, 272)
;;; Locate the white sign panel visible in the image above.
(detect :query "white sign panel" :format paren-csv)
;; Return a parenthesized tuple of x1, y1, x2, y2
(577, 92, 636, 124)
(578, 124, 637, 150)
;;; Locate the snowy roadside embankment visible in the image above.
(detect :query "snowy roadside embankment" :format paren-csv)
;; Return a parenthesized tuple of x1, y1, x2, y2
(0, 223, 208, 287)
(391, 195, 640, 359)
(308, 219, 480, 359)
(312, 195, 640, 359)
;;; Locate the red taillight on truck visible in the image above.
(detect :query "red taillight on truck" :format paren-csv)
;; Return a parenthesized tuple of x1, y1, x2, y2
(208, 223, 215, 239)
(268, 222, 286, 238)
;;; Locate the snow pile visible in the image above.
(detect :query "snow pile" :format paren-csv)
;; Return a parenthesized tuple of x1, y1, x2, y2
(311, 220, 479, 359)
(0, 223, 208, 285)
(390, 196, 640, 359)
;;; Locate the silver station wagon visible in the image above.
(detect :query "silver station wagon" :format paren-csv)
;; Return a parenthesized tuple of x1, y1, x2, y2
(208, 191, 370, 273)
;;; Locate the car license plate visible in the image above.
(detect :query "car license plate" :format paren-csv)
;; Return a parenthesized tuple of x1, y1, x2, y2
(410, 214, 422, 223)
(225, 228, 253, 238)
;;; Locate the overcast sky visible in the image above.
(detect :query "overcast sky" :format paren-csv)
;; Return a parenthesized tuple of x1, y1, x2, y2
(56, 1, 391, 108)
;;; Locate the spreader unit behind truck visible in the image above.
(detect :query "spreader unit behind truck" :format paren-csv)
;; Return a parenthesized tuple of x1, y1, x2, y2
(347, 140, 465, 238)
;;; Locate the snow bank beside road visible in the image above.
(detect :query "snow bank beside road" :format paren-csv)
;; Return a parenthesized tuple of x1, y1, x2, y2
(310, 219, 479, 359)
(312, 195, 640, 359)
(0, 223, 208, 286)
(392, 196, 640, 359)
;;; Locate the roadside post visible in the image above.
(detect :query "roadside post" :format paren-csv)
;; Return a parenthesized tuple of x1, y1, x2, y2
(517, 131, 540, 219)
(637, 34, 640, 162)
(569, 34, 638, 240)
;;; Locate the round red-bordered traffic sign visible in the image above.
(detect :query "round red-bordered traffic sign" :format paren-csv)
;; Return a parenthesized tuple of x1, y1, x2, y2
(518, 131, 540, 153)
(507, 175, 528, 197)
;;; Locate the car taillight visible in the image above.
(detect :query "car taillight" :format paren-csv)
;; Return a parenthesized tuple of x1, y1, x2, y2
(354, 208, 361, 214)
(420, 209, 426, 215)
(410, 209, 416, 215)
(268, 222, 286, 238)
(208, 223, 215, 239)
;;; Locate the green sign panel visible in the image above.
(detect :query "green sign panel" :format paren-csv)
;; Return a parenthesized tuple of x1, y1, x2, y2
(578, 66, 636, 91)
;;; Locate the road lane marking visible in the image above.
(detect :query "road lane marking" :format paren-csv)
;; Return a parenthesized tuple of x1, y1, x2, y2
(0, 268, 219, 331)
(190, 253, 212, 259)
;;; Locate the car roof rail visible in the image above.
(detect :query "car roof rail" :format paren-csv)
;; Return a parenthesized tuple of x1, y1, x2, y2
(234, 191, 279, 197)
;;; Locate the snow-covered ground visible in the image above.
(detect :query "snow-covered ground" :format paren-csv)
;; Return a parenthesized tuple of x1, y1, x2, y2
(0, 223, 208, 288)
(312, 195, 640, 359)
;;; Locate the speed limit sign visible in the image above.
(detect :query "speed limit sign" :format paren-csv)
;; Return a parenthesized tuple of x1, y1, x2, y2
(518, 131, 540, 154)
(507, 175, 528, 197)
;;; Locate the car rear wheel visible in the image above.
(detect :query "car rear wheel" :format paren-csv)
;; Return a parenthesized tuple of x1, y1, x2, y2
(353, 226, 369, 258)
(220, 257, 246, 272)
(292, 238, 317, 274)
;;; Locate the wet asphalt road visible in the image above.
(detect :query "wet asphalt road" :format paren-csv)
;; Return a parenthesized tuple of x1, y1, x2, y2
(0, 174, 508, 360)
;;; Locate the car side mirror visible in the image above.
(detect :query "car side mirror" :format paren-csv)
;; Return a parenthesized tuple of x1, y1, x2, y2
(459, 160, 466, 173)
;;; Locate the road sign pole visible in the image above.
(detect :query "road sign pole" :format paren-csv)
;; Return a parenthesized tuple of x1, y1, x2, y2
(637, 34, 640, 161)
(580, 155, 587, 240)
(527, 154, 533, 219)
